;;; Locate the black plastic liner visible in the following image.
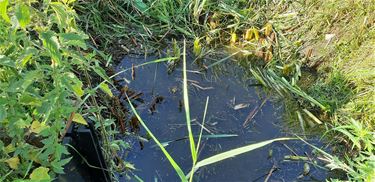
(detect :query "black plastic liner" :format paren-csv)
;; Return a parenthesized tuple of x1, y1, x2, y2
(57, 122, 111, 182)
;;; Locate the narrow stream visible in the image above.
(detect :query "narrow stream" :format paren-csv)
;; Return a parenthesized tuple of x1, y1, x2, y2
(115, 54, 330, 181)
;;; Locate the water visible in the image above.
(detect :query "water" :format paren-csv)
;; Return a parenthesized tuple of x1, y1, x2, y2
(115, 54, 330, 181)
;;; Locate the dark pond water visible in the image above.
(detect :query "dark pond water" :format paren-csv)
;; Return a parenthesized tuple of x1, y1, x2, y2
(115, 54, 331, 182)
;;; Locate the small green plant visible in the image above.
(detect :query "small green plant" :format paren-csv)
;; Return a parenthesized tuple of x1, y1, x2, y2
(0, 0, 112, 180)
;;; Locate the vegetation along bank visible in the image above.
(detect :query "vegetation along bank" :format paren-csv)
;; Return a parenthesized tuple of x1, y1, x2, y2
(0, 0, 373, 181)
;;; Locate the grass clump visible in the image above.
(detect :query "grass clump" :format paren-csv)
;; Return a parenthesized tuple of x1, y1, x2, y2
(293, 0, 375, 180)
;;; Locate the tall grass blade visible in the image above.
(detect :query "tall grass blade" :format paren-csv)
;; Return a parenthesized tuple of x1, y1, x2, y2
(187, 137, 294, 177)
(197, 96, 210, 152)
(154, 134, 238, 148)
(125, 94, 187, 182)
(183, 40, 197, 164)
(190, 96, 209, 181)
(205, 51, 239, 69)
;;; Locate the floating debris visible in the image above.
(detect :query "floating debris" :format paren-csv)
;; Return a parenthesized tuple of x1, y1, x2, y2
(233, 103, 250, 110)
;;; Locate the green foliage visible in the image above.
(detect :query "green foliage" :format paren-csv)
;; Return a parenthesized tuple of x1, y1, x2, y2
(333, 119, 374, 152)
(308, 71, 352, 113)
(0, 0, 103, 180)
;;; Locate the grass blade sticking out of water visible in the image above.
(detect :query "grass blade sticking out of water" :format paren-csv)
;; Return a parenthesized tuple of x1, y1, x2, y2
(205, 51, 240, 69)
(191, 96, 209, 182)
(183, 40, 197, 164)
(153, 134, 238, 148)
(125, 94, 187, 182)
(187, 137, 294, 178)
(197, 96, 210, 153)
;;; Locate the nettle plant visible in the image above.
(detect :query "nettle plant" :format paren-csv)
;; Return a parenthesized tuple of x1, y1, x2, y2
(0, 0, 104, 180)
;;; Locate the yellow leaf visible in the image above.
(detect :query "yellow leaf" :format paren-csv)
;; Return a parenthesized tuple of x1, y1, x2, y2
(99, 83, 113, 97)
(253, 28, 260, 41)
(264, 23, 273, 36)
(72, 113, 88, 125)
(5, 156, 20, 169)
(30, 120, 49, 134)
(244, 28, 253, 40)
(209, 20, 217, 29)
(193, 38, 201, 56)
(230, 32, 237, 46)
(30, 167, 50, 181)
(4, 144, 15, 154)
(72, 82, 84, 98)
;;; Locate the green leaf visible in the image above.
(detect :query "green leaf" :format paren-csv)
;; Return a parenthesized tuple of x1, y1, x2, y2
(0, 0, 10, 23)
(59, 32, 88, 50)
(50, 2, 68, 30)
(40, 31, 62, 66)
(188, 138, 294, 176)
(8, 70, 42, 92)
(0, 106, 6, 122)
(63, 72, 84, 98)
(93, 66, 111, 83)
(126, 96, 187, 182)
(72, 113, 88, 125)
(62, 0, 76, 4)
(0, 55, 15, 68)
(15, 4, 31, 29)
(19, 92, 42, 107)
(30, 167, 50, 181)
(18, 47, 38, 67)
(99, 83, 113, 97)
(72, 81, 84, 98)
(51, 157, 72, 174)
(21, 71, 42, 92)
(134, 0, 148, 13)
(182, 40, 197, 163)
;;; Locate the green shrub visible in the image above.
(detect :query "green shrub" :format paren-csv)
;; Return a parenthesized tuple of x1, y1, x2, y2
(0, 0, 100, 180)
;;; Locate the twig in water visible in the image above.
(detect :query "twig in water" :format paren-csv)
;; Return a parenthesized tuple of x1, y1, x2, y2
(282, 143, 299, 156)
(191, 82, 214, 90)
(194, 120, 214, 135)
(264, 164, 277, 182)
(243, 97, 268, 127)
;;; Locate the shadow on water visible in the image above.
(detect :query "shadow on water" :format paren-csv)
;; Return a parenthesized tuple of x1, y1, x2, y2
(115, 53, 332, 181)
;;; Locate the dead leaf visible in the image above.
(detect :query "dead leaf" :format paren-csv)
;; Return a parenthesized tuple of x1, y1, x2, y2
(234, 103, 250, 110)
(325, 34, 335, 41)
